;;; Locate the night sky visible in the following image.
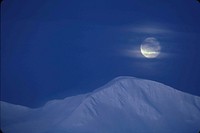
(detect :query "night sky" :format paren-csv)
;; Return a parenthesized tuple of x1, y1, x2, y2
(1, 0, 200, 108)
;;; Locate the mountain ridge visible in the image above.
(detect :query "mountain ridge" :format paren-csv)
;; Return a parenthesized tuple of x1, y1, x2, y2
(1, 76, 200, 133)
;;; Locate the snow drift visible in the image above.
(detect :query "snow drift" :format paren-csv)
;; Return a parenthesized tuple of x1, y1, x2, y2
(1, 76, 200, 133)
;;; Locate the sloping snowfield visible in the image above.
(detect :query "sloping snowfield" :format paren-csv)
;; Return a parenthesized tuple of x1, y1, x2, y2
(1, 77, 200, 133)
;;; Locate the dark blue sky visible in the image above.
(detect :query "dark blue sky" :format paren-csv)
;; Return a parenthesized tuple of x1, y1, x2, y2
(1, 0, 200, 107)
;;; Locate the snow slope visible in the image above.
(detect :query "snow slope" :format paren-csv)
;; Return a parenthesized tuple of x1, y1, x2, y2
(1, 76, 200, 133)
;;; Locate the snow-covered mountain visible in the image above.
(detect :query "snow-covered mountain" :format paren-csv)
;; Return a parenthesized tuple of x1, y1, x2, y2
(1, 76, 200, 133)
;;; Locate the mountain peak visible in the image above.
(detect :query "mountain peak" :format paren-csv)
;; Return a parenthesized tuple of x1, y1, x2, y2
(92, 76, 172, 96)
(1, 77, 200, 133)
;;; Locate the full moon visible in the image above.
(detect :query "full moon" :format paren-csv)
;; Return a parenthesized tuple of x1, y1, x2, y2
(140, 37, 161, 58)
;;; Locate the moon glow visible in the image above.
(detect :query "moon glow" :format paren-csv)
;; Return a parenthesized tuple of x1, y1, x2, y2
(140, 37, 161, 58)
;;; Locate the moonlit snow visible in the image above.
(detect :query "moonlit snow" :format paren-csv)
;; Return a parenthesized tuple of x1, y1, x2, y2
(1, 77, 200, 133)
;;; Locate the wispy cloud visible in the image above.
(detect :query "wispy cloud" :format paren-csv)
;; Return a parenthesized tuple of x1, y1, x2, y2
(121, 23, 174, 35)
(119, 23, 188, 59)
(121, 48, 170, 59)
(128, 26, 173, 34)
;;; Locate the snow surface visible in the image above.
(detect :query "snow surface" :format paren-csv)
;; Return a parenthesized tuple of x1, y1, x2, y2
(1, 76, 200, 133)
